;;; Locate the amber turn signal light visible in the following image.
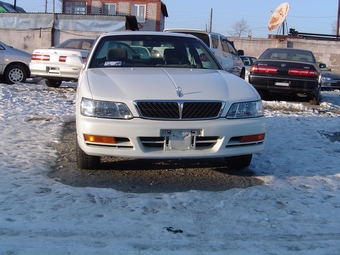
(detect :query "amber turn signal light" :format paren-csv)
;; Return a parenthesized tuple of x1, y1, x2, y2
(240, 134, 265, 143)
(84, 134, 116, 144)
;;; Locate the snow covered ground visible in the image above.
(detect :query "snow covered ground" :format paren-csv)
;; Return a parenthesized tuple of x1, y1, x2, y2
(0, 81, 340, 255)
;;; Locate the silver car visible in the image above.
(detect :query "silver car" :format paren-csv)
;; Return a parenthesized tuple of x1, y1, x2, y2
(164, 28, 246, 79)
(240, 55, 257, 82)
(0, 41, 31, 84)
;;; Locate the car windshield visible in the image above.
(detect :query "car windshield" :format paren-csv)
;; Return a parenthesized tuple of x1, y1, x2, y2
(88, 34, 220, 69)
(260, 49, 315, 63)
(55, 39, 94, 50)
(241, 56, 257, 66)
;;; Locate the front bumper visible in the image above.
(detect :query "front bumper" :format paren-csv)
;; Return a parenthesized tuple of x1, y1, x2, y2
(321, 81, 340, 90)
(76, 116, 266, 159)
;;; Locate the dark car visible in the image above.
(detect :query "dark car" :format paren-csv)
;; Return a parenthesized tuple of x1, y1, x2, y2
(321, 71, 340, 90)
(248, 48, 321, 105)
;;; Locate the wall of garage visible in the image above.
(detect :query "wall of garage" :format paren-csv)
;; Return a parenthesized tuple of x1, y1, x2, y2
(230, 35, 340, 72)
(0, 13, 127, 54)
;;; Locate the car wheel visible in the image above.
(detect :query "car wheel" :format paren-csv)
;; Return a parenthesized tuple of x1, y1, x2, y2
(309, 92, 321, 105)
(225, 154, 252, 169)
(45, 79, 62, 88)
(4, 64, 27, 84)
(76, 139, 100, 169)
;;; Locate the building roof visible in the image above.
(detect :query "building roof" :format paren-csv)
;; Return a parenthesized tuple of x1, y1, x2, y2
(0, 1, 25, 13)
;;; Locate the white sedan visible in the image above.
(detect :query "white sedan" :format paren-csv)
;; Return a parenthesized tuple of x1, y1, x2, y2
(29, 38, 94, 87)
(68, 31, 266, 169)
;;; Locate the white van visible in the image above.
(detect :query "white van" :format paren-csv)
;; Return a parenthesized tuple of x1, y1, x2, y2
(164, 28, 245, 79)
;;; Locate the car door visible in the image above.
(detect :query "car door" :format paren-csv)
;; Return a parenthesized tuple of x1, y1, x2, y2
(0, 43, 4, 74)
(221, 36, 243, 77)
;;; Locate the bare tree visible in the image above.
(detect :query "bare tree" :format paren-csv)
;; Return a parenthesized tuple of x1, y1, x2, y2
(332, 21, 338, 34)
(231, 18, 249, 37)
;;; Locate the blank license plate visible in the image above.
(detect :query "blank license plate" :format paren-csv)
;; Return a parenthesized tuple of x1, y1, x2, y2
(275, 81, 290, 87)
(162, 129, 200, 150)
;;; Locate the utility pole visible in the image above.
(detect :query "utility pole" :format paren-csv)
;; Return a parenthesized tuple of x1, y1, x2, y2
(337, 0, 340, 39)
(209, 8, 213, 32)
(45, 0, 48, 13)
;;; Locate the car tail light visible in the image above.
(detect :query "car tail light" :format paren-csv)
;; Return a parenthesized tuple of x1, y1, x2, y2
(250, 65, 278, 74)
(31, 54, 50, 61)
(288, 68, 318, 77)
(82, 57, 87, 62)
(59, 56, 67, 62)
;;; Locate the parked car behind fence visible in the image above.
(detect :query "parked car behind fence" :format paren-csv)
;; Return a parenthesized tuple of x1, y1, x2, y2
(0, 40, 31, 84)
(240, 55, 257, 82)
(29, 38, 95, 87)
(249, 48, 321, 105)
(164, 28, 246, 79)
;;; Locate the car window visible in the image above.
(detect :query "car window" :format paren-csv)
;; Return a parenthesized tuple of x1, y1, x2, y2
(55, 39, 94, 49)
(89, 34, 220, 70)
(211, 34, 219, 49)
(241, 56, 252, 66)
(175, 32, 210, 48)
(221, 37, 237, 55)
(250, 57, 257, 64)
(260, 49, 315, 63)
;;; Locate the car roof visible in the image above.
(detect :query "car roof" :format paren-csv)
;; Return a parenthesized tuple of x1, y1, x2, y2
(265, 47, 313, 54)
(164, 28, 223, 36)
(99, 31, 198, 39)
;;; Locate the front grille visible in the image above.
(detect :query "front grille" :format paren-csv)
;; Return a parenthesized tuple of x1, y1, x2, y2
(139, 136, 219, 150)
(135, 101, 223, 120)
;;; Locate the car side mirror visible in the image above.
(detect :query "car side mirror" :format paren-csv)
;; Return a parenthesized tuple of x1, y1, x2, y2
(319, 63, 326, 68)
(238, 50, 244, 56)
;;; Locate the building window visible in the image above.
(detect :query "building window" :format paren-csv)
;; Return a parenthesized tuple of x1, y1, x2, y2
(65, 2, 86, 14)
(131, 4, 146, 23)
(102, 3, 116, 15)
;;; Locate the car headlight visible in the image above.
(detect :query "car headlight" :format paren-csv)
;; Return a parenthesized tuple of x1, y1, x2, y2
(226, 100, 264, 119)
(321, 76, 331, 81)
(80, 97, 133, 119)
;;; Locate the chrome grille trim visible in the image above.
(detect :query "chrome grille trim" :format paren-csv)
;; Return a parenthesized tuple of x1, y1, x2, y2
(134, 100, 224, 120)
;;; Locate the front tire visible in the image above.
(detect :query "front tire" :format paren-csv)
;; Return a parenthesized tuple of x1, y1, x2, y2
(45, 78, 62, 88)
(76, 139, 100, 169)
(225, 154, 252, 169)
(4, 64, 27, 84)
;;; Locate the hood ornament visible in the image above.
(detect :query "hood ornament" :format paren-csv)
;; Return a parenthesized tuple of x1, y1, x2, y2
(176, 86, 183, 97)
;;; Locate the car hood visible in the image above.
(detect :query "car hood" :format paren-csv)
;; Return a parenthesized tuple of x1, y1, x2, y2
(3, 47, 31, 64)
(321, 71, 340, 79)
(82, 67, 259, 102)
